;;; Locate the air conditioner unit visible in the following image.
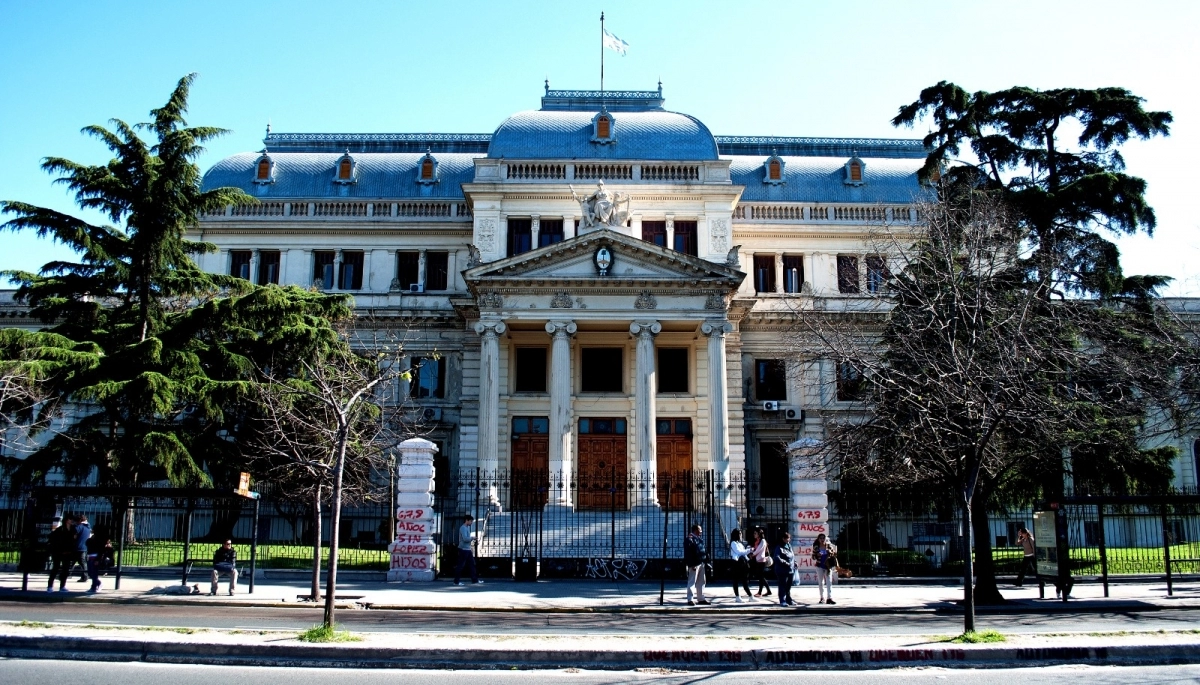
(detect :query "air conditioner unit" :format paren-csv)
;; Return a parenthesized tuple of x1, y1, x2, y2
(784, 406, 804, 422)
(409, 283, 425, 293)
(762, 401, 780, 412)
(422, 407, 442, 422)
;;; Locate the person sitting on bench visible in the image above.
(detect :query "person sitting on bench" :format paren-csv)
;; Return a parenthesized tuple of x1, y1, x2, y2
(210, 539, 237, 596)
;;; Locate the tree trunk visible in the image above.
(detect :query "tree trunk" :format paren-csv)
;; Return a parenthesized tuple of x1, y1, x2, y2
(971, 503, 1006, 605)
(310, 487, 322, 602)
(124, 499, 137, 546)
(961, 495, 975, 633)
(322, 437, 348, 628)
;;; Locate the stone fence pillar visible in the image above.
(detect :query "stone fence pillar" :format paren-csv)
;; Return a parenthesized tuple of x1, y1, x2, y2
(388, 438, 438, 582)
(787, 437, 829, 585)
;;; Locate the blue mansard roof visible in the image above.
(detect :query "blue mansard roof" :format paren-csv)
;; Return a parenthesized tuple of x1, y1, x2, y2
(200, 85, 931, 202)
(202, 152, 481, 199)
(487, 89, 719, 160)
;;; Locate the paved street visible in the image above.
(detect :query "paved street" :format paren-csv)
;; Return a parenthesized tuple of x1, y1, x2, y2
(2, 600, 1199, 636)
(2, 660, 1200, 685)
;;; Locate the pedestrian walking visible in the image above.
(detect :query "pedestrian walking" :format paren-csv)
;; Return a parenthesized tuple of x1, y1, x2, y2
(453, 514, 481, 585)
(85, 531, 112, 593)
(773, 531, 795, 606)
(749, 527, 772, 597)
(812, 533, 837, 604)
(684, 523, 709, 605)
(210, 539, 238, 595)
(728, 529, 753, 602)
(46, 514, 75, 592)
(73, 514, 92, 582)
(1015, 526, 1036, 587)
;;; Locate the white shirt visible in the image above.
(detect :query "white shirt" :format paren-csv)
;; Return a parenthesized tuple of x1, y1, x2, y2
(730, 540, 749, 560)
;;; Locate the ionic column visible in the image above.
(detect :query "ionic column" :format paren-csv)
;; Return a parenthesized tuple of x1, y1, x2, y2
(702, 321, 733, 502)
(531, 215, 541, 249)
(417, 249, 427, 291)
(665, 214, 675, 251)
(474, 319, 507, 510)
(249, 250, 261, 285)
(630, 320, 662, 507)
(774, 253, 785, 293)
(545, 320, 577, 508)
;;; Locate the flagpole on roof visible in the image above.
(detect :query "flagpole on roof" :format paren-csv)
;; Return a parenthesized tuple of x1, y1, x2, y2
(600, 12, 605, 96)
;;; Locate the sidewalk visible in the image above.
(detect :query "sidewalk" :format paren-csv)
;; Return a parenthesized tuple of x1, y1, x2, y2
(2, 571, 1197, 613)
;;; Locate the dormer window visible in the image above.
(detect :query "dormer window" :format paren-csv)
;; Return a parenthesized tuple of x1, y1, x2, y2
(253, 152, 274, 185)
(763, 152, 785, 185)
(416, 151, 439, 184)
(333, 151, 357, 185)
(844, 157, 865, 186)
(591, 110, 615, 144)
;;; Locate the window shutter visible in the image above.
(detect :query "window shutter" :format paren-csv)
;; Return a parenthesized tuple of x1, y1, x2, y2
(338, 158, 352, 180)
(596, 116, 610, 139)
(849, 162, 862, 182)
(421, 158, 434, 179)
(769, 160, 781, 180)
(257, 158, 271, 180)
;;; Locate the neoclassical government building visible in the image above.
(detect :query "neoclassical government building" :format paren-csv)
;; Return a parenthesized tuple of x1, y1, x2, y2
(194, 85, 1199, 529)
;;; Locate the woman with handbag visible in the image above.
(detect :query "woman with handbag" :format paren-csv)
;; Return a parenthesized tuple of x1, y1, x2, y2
(812, 533, 837, 604)
(773, 531, 796, 606)
(750, 527, 772, 597)
(728, 529, 754, 602)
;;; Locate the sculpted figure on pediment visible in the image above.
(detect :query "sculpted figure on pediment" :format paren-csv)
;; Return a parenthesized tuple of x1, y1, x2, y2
(571, 181, 630, 232)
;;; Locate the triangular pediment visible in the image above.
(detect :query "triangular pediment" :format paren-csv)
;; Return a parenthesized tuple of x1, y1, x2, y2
(464, 228, 745, 286)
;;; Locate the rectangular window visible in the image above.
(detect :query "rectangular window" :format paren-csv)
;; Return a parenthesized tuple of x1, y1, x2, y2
(257, 250, 280, 285)
(581, 348, 623, 392)
(409, 356, 445, 399)
(758, 442, 789, 498)
(753, 254, 776, 293)
(514, 347, 548, 393)
(673, 221, 697, 256)
(657, 348, 688, 394)
(837, 255, 860, 294)
(866, 255, 887, 294)
(579, 417, 626, 434)
(783, 255, 804, 293)
(656, 418, 691, 435)
(641, 220, 667, 248)
(755, 359, 787, 401)
(512, 416, 550, 434)
(507, 218, 532, 257)
(230, 251, 251, 280)
(426, 251, 449, 291)
(836, 361, 865, 401)
(538, 219, 564, 248)
(396, 251, 419, 291)
(339, 251, 364, 290)
(313, 251, 335, 289)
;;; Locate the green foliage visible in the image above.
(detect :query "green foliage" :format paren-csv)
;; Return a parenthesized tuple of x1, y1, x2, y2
(894, 82, 1172, 298)
(298, 624, 362, 642)
(947, 630, 1006, 643)
(0, 76, 351, 488)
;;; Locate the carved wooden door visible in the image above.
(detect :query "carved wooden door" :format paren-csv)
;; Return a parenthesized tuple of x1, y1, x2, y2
(576, 434, 628, 510)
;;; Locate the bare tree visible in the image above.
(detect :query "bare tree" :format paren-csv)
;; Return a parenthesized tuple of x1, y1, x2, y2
(792, 193, 1196, 632)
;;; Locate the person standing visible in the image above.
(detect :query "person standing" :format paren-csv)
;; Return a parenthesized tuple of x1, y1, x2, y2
(73, 515, 92, 582)
(684, 524, 709, 606)
(1015, 526, 1037, 587)
(812, 533, 837, 605)
(46, 515, 75, 592)
(749, 527, 772, 597)
(453, 514, 481, 585)
(773, 531, 796, 606)
(728, 529, 753, 602)
(86, 532, 111, 593)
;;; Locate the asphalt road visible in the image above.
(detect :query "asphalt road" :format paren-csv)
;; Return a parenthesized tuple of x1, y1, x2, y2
(2, 660, 1200, 685)
(1, 601, 1199, 635)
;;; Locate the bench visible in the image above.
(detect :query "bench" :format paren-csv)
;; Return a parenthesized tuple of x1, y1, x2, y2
(182, 558, 242, 586)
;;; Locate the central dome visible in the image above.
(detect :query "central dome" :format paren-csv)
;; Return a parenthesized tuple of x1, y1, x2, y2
(486, 88, 719, 161)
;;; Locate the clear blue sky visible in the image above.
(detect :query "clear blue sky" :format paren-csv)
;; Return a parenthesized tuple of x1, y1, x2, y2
(2, 1, 1196, 293)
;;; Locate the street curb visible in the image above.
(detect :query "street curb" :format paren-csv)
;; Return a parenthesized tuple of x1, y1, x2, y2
(1, 592, 1195, 615)
(0, 634, 1198, 670)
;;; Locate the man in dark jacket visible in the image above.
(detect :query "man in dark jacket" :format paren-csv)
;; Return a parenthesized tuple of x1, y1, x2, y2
(46, 515, 76, 592)
(210, 540, 238, 596)
(73, 515, 92, 582)
(683, 524, 709, 606)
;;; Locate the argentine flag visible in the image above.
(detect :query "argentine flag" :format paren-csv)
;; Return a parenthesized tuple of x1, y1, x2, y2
(603, 29, 629, 56)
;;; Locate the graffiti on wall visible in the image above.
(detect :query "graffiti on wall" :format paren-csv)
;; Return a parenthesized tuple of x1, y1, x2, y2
(583, 558, 649, 580)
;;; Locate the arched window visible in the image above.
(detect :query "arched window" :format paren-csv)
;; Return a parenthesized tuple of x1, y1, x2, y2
(769, 159, 781, 180)
(844, 156, 866, 186)
(596, 114, 611, 139)
(252, 152, 274, 185)
(591, 110, 616, 144)
(332, 151, 356, 185)
(421, 157, 434, 180)
(416, 151, 439, 185)
(763, 152, 785, 185)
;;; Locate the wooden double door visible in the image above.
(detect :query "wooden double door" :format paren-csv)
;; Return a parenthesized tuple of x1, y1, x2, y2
(656, 418, 693, 509)
(511, 417, 549, 509)
(576, 417, 628, 510)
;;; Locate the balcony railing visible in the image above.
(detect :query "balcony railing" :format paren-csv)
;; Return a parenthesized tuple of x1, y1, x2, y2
(203, 201, 472, 221)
